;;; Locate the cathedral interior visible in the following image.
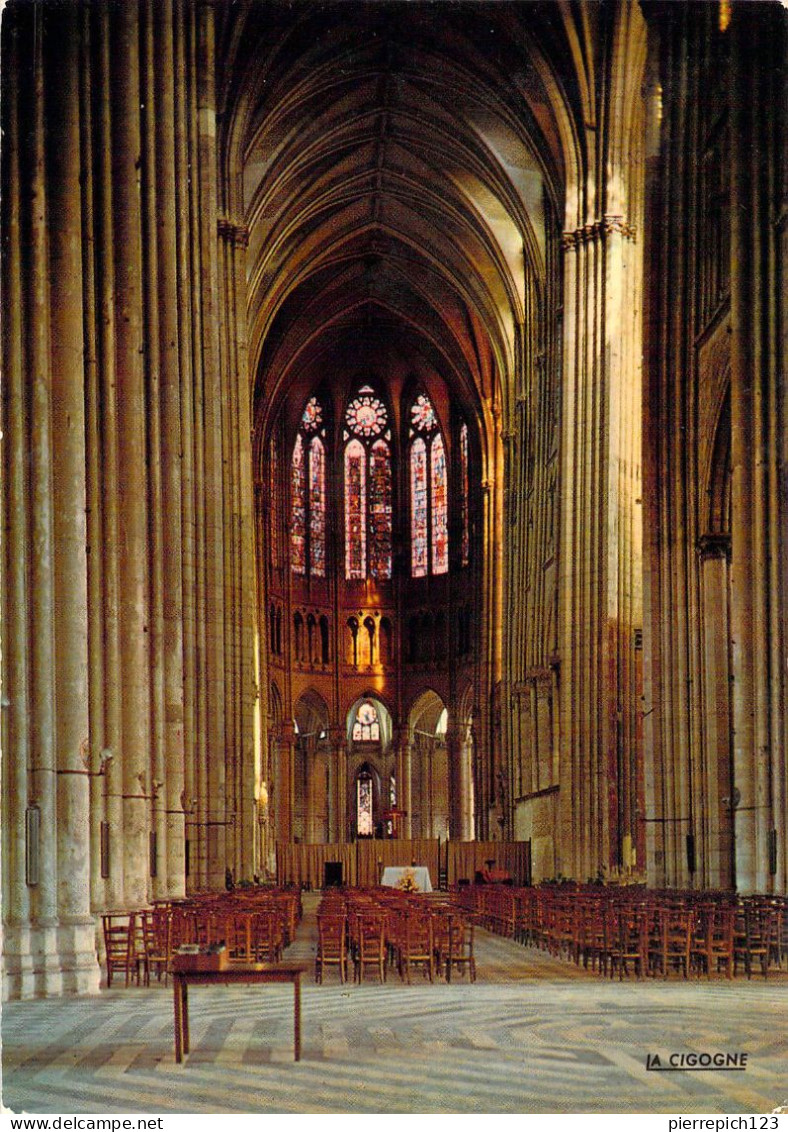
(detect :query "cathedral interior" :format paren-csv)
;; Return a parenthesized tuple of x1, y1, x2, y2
(1, 0, 787, 1007)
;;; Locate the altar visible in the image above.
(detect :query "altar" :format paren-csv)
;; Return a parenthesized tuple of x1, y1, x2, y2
(380, 865, 433, 893)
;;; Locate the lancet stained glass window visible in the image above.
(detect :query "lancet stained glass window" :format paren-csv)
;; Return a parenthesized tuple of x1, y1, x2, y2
(291, 396, 326, 577)
(460, 422, 470, 567)
(290, 434, 306, 574)
(369, 440, 392, 579)
(344, 440, 366, 578)
(309, 437, 325, 576)
(269, 436, 281, 570)
(409, 392, 449, 576)
(344, 386, 392, 580)
(357, 775, 373, 836)
(410, 437, 428, 576)
(431, 433, 448, 574)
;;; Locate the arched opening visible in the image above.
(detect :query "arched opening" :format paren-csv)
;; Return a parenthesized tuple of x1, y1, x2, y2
(293, 691, 330, 844)
(407, 690, 449, 840)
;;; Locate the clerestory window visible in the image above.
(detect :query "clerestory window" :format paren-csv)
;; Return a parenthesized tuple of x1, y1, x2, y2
(343, 386, 392, 580)
(290, 396, 326, 577)
(409, 393, 448, 576)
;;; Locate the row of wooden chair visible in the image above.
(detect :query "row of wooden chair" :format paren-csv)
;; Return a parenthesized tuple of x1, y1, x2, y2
(457, 883, 787, 980)
(101, 887, 302, 988)
(314, 889, 476, 985)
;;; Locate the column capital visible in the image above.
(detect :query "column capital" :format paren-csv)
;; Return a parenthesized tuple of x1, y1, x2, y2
(217, 216, 249, 248)
(697, 532, 732, 561)
(327, 724, 346, 748)
(280, 719, 297, 744)
(562, 215, 636, 249)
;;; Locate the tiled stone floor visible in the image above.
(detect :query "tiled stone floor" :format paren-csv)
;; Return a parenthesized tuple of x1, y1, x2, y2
(3, 894, 787, 1115)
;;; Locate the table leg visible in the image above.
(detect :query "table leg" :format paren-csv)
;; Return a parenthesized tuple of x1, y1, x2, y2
(294, 973, 301, 1061)
(182, 981, 190, 1054)
(173, 977, 183, 1064)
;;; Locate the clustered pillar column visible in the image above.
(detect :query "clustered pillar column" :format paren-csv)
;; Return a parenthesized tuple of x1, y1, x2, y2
(1, 0, 254, 998)
(395, 729, 413, 841)
(728, 5, 786, 894)
(48, 2, 99, 992)
(558, 213, 643, 881)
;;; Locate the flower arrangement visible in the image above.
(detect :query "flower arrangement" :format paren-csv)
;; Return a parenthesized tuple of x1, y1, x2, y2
(397, 867, 420, 893)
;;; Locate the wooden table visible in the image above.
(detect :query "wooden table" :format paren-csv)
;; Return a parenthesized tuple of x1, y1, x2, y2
(172, 961, 308, 1063)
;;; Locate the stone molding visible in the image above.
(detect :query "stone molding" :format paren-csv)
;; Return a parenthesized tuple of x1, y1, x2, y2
(697, 532, 732, 561)
(217, 217, 249, 248)
(561, 215, 637, 248)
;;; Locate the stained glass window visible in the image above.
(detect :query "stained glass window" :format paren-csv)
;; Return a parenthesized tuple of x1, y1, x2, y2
(301, 396, 323, 432)
(345, 439, 367, 579)
(460, 422, 470, 567)
(291, 396, 326, 577)
(309, 437, 325, 577)
(369, 440, 392, 579)
(344, 386, 392, 580)
(409, 391, 448, 576)
(290, 434, 306, 575)
(431, 434, 448, 574)
(269, 436, 281, 570)
(346, 386, 387, 438)
(357, 775, 373, 836)
(353, 701, 380, 742)
(410, 437, 428, 577)
(410, 393, 437, 432)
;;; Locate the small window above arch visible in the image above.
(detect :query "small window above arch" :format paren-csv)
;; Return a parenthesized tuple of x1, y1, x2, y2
(352, 699, 380, 743)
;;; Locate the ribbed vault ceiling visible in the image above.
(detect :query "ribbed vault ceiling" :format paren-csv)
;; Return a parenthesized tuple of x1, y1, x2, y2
(219, 2, 574, 432)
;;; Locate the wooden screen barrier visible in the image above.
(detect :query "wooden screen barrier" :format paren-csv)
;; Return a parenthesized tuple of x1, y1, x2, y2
(276, 839, 530, 890)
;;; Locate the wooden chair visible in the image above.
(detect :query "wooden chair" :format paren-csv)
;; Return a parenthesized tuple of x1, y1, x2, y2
(444, 914, 476, 983)
(514, 888, 535, 946)
(252, 911, 283, 962)
(734, 904, 778, 978)
(648, 906, 693, 978)
(224, 911, 255, 961)
(608, 907, 648, 979)
(102, 913, 138, 988)
(353, 911, 387, 983)
(577, 901, 608, 974)
(315, 913, 347, 983)
(396, 912, 434, 984)
(692, 905, 735, 978)
(141, 908, 171, 984)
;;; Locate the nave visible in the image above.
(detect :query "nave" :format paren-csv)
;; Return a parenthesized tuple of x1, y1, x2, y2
(3, 893, 786, 1116)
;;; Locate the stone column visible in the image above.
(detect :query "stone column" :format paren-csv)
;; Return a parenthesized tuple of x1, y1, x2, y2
(196, 0, 226, 890)
(93, 3, 125, 913)
(1, 5, 34, 997)
(46, 2, 100, 993)
(394, 729, 413, 840)
(217, 216, 255, 882)
(25, 3, 61, 994)
(152, 0, 186, 896)
(140, 0, 167, 903)
(276, 722, 296, 845)
(327, 727, 348, 844)
(111, 0, 151, 910)
(446, 719, 472, 841)
(698, 536, 734, 889)
(304, 738, 316, 844)
(558, 213, 642, 881)
(728, 5, 785, 893)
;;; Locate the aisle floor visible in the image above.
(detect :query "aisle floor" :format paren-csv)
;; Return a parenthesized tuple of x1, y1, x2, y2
(3, 893, 787, 1115)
